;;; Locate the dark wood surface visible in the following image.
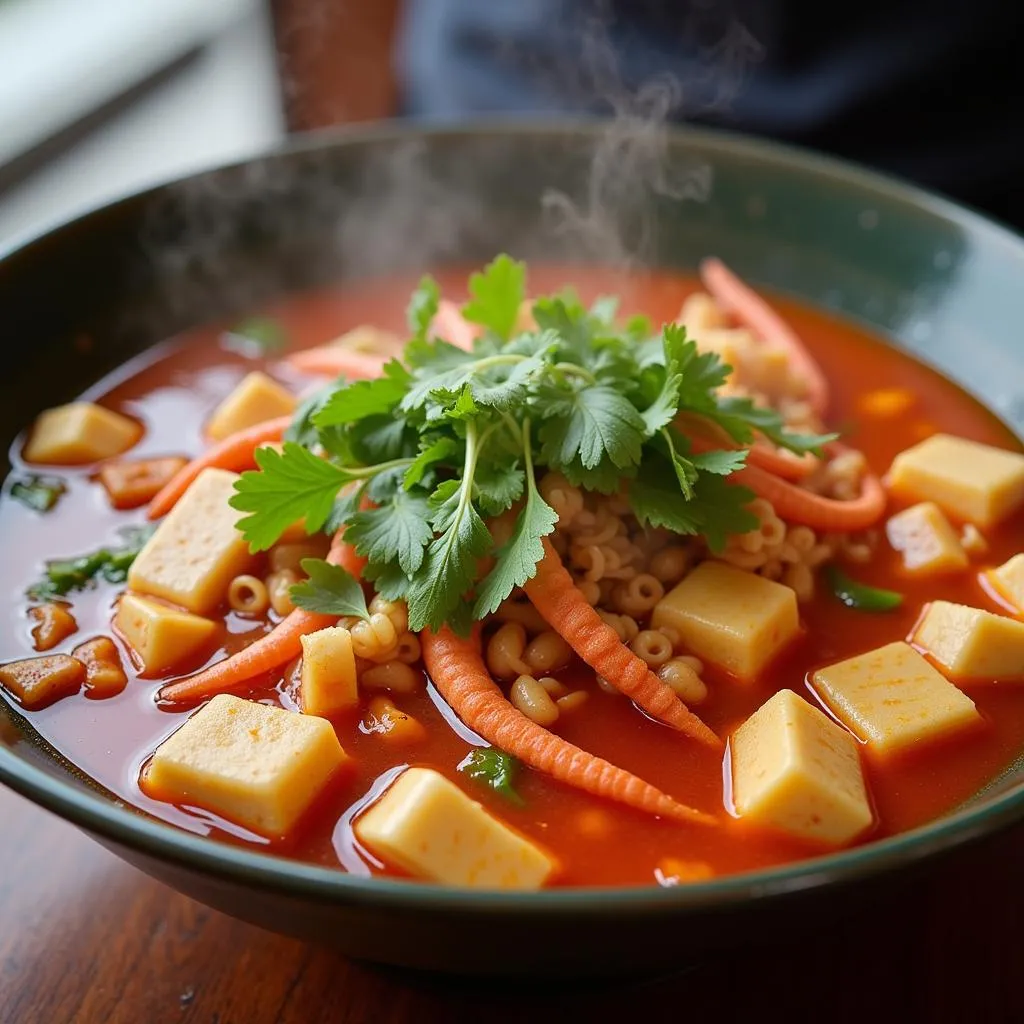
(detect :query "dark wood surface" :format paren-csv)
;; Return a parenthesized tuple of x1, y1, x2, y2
(1, 784, 1022, 1023)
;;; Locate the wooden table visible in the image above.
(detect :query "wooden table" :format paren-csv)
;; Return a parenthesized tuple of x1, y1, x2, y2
(1, 785, 1021, 1023)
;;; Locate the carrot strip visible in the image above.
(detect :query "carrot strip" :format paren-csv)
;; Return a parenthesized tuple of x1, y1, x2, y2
(147, 415, 292, 520)
(432, 298, 479, 351)
(158, 534, 367, 704)
(522, 539, 721, 748)
(733, 445, 887, 531)
(422, 627, 716, 826)
(284, 347, 388, 378)
(700, 257, 830, 418)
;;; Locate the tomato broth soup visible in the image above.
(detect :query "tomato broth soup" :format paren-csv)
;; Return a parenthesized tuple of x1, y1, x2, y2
(3, 260, 1024, 890)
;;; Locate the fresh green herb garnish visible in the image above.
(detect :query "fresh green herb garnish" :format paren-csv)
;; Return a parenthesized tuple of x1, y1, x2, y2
(289, 559, 370, 619)
(459, 747, 524, 805)
(230, 255, 833, 635)
(10, 475, 66, 513)
(826, 566, 903, 612)
(29, 524, 156, 600)
(222, 317, 288, 355)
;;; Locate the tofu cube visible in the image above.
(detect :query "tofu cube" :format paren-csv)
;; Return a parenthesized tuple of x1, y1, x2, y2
(145, 694, 347, 837)
(885, 502, 968, 574)
(0, 654, 85, 709)
(205, 372, 296, 442)
(812, 641, 980, 755)
(912, 600, 1024, 682)
(115, 593, 217, 674)
(887, 433, 1024, 527)
(300, 626, 358, 716)
(128, 468, 254, 614)
(23, 402, 141, 465)
(988, 554, 1024, 613)
(730, 689, 873, 847)
(651, 560, 800, 680)
(355, 767, 558, 889)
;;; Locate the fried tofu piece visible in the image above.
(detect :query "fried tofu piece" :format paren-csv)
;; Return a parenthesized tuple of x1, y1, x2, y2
(912, 600, 1024, 682)
(652, 561, 800, 680)
(812, 641, 980, 755)
(0, 654, 85, 709)
(355, 767, 557, 889)
(205, 372, 296, 441)
(730, 689, 873, 847)
(128, 468, 254, 615)
(885, 502, 968, 574)
(72, 636, 128, 698)
(145, 694, 347, 837)
(988, 554, 1024, 613)
(24, 402, 141, 465)
(97, 456, 187, 510)
(114, 593, 217, 675)
(887, 434, 1024, 527)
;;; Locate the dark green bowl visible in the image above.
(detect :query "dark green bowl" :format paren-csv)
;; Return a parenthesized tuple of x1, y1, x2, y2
(3, 121, 1024, 977)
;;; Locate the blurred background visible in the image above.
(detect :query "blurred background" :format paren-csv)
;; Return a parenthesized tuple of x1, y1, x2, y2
(1, 0, 1022, 247)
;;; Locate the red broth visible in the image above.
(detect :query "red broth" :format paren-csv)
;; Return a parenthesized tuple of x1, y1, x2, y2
(2, 265, 1024, 887)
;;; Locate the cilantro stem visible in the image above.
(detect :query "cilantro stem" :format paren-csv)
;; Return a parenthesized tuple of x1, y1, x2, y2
(342, 456, 415, 480)
(468, 354, 528, 373)
(552, 362, 597, 385)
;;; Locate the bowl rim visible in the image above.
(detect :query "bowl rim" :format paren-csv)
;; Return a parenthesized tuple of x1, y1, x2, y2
(3, 116, 1024, 915)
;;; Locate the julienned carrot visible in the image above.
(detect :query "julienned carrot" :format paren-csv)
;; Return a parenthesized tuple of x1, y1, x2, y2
(284, 346, 388, 378)
(147, 415, 292, 520)
(158, 534, 367, 704)
(433, 298, 479, 351)
(523, 539, 721, 748)
(700, 257, 830, 418)
(422, 627, 716, 826)
(734, 446, 887, 531)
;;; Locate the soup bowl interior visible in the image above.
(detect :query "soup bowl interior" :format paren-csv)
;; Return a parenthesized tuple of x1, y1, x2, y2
(2, 120, 1024, 976)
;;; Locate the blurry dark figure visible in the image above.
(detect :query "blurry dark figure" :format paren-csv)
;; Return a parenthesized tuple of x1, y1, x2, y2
(397, 0, 1024, 230)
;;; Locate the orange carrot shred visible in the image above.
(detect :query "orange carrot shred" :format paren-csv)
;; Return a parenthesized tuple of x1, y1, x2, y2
(284, 347, 388, 378)
(522, 539, 721, 748)
(432, 298, 479, 351)
(422, 626, 716, 826)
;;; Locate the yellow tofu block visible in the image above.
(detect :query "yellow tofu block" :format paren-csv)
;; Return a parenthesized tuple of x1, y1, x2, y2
(887, 433, 1024, 527)
(355, 767, 558, 889)
(146, 694, 347, 837)
(730, 689, 873, 847)
(23, 402, 141, 465)
(651, 561, 800, 680)
(300, 626, 358, 716)
(988, 554, 1024, 613)
(205, 371, 297, 442)
(885, 501, 968, 574)
(128, 468, 254, 614)
(678, 292, 727, 332)
(812, 641, 980, 755)
(115, 593, 217, 674)
(912, 600, 1024, 682)
(0, 654, 85, 709)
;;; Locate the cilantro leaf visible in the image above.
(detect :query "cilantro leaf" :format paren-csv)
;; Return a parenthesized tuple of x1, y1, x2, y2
(346, 491, 434, 575)
(363, 560, 411, 602)
(628, 466, 704, 537)
(289, 559, 370, 619)
(689, 473, 759, 552)
(559, 456, 633, 494)
(407, 275, 440, 341)
(348, 415, 413, 464)
(230, 443, 349, 551)
(458, 748, 524, 805)
(312, 367, 408, 428)
(538, 385, 646, 470)
(222, 316, 287, 355)
(285, 376, 346, 448)
(712, 396, 836, 454)
(403, 437, 458, 490)
(474, 461, 525, 516)
(461, 254, 525, 340)
(400, 341, 477, 413)
(466, 354, 545, 411)
(691, 448, 748, 476)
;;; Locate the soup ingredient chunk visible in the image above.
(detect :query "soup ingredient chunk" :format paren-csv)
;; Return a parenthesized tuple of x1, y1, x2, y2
(129, 468, 255, 614)
(987, 554, 1024, 614)
(354, 767, 557, 889)
(145, 694, 347, 837)
(651, 560, 799, 680)
(115, 593, 217, 674)
(730, 689, 872, 846)
(887, 434, 1024, 528)
(28, 602, 77, 651)
(299, 625, 358, 716)
(205, 371, 297, 441)
(812, 641, 980, 755)
(912, 601, 1024, 682)
(23, 402, 141, 465)
(0, 654, 85, 709)
(362, 696, 427, 744)
(97, 456, 188, 510)
(72, 636, 128, 697)
(885, 502, 968, 574)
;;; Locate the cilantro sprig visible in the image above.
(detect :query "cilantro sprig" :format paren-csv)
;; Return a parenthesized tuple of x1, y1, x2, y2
(229, 255, 833, 635)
